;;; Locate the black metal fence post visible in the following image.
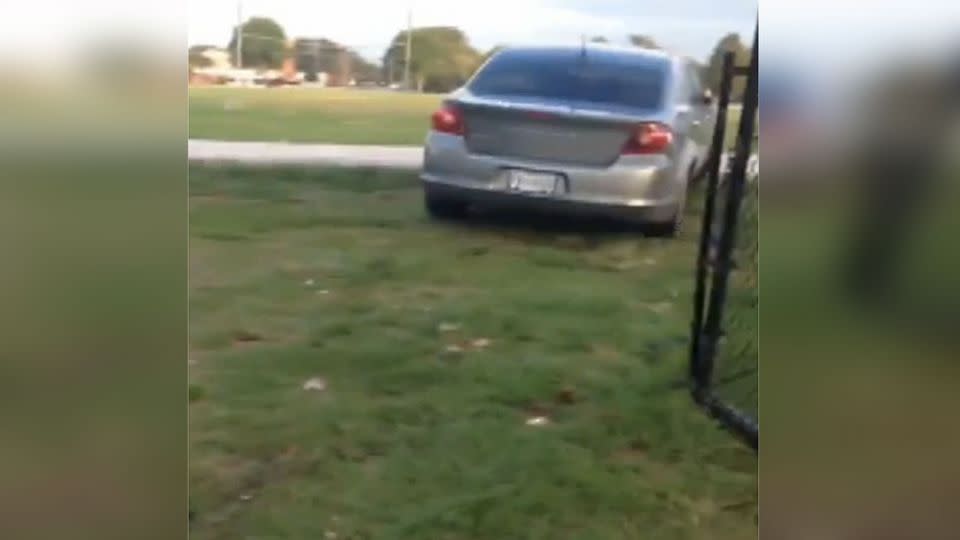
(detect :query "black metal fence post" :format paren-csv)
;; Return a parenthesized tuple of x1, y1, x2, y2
(688, 24, 759, 452)
(690, 51, 736, 394)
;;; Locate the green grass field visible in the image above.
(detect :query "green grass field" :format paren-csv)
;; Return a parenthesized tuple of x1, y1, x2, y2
(189, 87, 746, 148)
(188, 165, 757, 539)
(189, 88, 441, 145)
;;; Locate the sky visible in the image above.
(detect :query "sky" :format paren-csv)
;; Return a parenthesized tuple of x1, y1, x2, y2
(4, 0, 957, 78)
(188, 0, 758, 63)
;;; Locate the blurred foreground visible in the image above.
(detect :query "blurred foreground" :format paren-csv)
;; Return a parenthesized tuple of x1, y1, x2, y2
(762, 4, 960, 536)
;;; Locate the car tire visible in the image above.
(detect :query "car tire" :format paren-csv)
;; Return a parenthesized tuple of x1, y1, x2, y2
(647, 207, 683, 238)
(424, 192, 468, 220)
(648, 165, 694, 238)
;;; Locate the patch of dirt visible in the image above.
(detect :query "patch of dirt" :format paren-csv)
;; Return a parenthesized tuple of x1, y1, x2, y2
(193, 447, 308, 531)
(457, 245, 490, 257)
(629, 436, 650, 454)
(522, 401, 553, 418)
(554, 386, 578, 405)
(232, 329, 264, 344)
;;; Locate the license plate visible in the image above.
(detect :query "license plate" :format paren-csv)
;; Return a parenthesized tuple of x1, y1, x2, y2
(506, 170, 559, 194)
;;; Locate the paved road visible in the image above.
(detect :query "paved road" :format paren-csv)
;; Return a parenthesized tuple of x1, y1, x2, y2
(188, 140, 423, 170)
(189, 139, 757, 179)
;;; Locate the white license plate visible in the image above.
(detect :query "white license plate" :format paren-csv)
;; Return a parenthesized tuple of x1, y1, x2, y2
(507, 171, 559, 194)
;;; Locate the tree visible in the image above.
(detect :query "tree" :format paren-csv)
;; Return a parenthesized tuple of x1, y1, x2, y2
(382, 26, 481, 92)
(350, 55, 381, 84)
(704, 33, 750, 101)
(188, 45, 214, 68)
(295, 38, 340, 83)
(293, 39, 321, 81)
(628, 34, 660, 50)
(227, 16, 286, 69)
(590, 36, 609, 43)
(295, 38, 381, 84)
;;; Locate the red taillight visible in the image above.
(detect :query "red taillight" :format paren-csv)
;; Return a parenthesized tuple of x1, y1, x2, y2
(431, 105, 465, 136)
(622, 123, 673, 154)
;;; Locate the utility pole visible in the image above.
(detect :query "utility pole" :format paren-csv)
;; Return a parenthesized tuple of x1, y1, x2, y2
(403, 7, 412, 90)
(236, 1, 243, 68)
(312, 40, 320, 84)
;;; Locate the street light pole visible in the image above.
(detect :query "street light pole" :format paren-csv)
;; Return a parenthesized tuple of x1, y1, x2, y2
(403, 7, 412, 90)
(236, 1, 243, 68)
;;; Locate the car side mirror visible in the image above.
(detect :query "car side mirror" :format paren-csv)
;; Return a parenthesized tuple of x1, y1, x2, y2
(701, 89, 714, 105)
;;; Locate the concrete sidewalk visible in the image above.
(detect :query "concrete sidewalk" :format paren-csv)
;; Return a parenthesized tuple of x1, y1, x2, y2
(189, 139, 757, 179)
(188, 140, 423, 170)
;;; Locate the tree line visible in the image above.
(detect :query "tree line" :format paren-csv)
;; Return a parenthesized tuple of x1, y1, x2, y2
(190, 16, 750, 98)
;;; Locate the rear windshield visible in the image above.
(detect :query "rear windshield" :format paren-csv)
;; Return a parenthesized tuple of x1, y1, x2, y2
(468, 48, 668, 109)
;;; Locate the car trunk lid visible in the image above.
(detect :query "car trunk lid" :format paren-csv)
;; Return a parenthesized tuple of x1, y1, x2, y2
(455, 95, 654, 167)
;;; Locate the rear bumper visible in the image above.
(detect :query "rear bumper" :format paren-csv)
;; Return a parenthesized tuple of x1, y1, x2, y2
(422, 180, 678, 222)
(420, 132, 683, 222)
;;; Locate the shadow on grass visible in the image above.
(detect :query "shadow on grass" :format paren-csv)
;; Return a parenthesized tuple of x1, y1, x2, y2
(433, 203, 699, 247)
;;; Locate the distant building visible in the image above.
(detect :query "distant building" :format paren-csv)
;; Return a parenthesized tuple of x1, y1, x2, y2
(305, 72, 329, 87)
(201, 48, 232, 69)
(189, 43, 315, 87)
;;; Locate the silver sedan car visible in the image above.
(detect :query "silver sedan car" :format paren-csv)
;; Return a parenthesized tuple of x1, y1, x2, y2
(420, 45, 716, 235)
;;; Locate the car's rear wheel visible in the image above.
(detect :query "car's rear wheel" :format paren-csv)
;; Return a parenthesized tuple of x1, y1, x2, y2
(647, 206, 684, 238)
(648, 165, 695, 238)
(424, 192, 468, 220)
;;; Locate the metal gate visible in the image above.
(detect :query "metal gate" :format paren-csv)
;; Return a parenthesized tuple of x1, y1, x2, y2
(688, 27, 758, 452)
